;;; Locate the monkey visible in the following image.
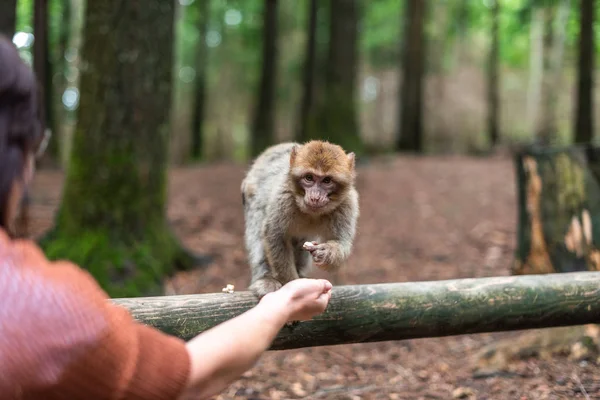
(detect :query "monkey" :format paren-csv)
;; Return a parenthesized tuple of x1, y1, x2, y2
(241, 140, 359, 299)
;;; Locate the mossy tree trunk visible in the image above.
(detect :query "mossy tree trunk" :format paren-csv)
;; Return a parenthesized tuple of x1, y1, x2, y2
(307, 0, 363, 155)
(397, 0, 427, 153)
(0, 0, 17, 37)
(514, 145, 600, 275)
(250, 0, 278, 158)
(40, 1, 207, 298)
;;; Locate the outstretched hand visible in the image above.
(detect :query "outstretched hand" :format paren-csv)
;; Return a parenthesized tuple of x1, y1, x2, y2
(261, 278, 333, 322)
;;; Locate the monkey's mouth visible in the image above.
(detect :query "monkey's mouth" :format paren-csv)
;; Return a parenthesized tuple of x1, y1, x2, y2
(306, 202, 328, 211)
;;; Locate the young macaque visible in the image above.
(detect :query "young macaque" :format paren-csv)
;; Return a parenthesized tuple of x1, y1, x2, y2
(241, 140, 359, 299)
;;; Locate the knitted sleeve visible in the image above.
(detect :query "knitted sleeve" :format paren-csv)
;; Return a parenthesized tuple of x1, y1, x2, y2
(0, 231, 191, 400)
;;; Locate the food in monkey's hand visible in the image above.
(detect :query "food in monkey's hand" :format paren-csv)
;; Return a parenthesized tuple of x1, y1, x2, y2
(302, 241, 316, 250)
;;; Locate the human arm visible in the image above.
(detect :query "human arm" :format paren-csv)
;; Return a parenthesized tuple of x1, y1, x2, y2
(179, 278, 332, 400)
(0, 231, 191, 400)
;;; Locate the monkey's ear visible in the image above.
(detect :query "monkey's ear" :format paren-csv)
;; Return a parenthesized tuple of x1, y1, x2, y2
(347, 152, 356, 169)
(290, 145, 298, 166)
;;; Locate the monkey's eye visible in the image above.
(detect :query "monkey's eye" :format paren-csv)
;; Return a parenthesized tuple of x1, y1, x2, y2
(304, 174, 314, 182)
(323, 177, 332, 184)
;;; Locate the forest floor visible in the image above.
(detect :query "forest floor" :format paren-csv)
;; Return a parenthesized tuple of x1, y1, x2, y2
(27, 154, 600, 399)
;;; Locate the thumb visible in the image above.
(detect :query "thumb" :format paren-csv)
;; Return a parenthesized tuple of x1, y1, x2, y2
(320, 279, 333, 292)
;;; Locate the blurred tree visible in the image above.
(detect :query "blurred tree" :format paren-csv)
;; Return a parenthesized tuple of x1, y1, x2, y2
(306, 0, 362, 154)
(488, 0, 500, 147)
(297, 0, 318, 143)
(452, 0, 470, 65)
(33, 0, 51, 142)
(574, 0, 595, 144)
(397, 0, 426, 153)
(49, 0, 72, 166)
(191, 0, 210, 160)
(250, 0, 278, 157)
(0, 0, 17, 37)
(535, 0, 570, 145)
(41, 0, 207, 298)
(527, 5, 544, 137)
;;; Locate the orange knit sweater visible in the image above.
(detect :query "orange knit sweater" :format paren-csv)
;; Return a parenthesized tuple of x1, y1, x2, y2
(0, 229, 191, 400)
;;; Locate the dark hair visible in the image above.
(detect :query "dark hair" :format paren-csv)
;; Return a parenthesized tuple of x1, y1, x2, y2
(0, 35, 42, 230)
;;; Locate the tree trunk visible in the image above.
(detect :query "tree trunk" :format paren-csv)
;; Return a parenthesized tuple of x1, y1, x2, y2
(190, 0, 210, 160)
(534, 1, 570, 146)
(51, 0, 72, 165)
(33, 0, 51, 141)
(0, 0, 17, 38)
(536, 5, 561, 145)
(397, 0, 427, 153)
(487, 0, 500, 147)
(296, 0, 318, 143)
(114, 272, 600, 349)
(307, 0, 362, 154)
(451, 0, 470, 66)
(527, 6, 544, 137)
(513, 145, 600, 275)
(574, 0, 595, 144)
(548, 0, 571, 140)
(250, 0, 278, 158)
(40, 0, 209, 298)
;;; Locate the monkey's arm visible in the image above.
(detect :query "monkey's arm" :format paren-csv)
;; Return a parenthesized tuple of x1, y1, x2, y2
(309, 193, 358, 271)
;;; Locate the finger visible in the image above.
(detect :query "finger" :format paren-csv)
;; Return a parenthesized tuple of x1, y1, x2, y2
(321, 279, 333, 292)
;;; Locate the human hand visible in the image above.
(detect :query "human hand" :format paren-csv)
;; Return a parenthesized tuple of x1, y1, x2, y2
(261, 278, 332, 322)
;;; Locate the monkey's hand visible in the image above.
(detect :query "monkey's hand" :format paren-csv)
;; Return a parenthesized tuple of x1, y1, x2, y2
(303, 241, 340, 272)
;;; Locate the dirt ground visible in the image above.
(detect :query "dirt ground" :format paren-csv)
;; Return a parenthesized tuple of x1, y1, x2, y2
(27, 155, 600, 399)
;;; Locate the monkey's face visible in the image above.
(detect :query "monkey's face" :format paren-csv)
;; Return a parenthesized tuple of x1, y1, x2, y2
(297, 172, 336, 213)
(291, 169, 353, 216)
(289, 140, 356, 216)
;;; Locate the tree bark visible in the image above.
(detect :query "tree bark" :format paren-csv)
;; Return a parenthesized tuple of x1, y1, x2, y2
(487, 0, 500, 147)
(397, 0, 427, 153)
(113, 272, 600, 349)
(250, 0, 278, 158)
(513, 145, 600, 275)
(40, 0, 209, 298)
(0, 0, 17, 38)
(190, 0, 210, 160)
(574, 0, 595, 144)
(297, 0, 318, 143)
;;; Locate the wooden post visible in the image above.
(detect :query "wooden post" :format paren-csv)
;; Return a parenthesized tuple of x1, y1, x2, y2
(113, 272, 600, 351)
